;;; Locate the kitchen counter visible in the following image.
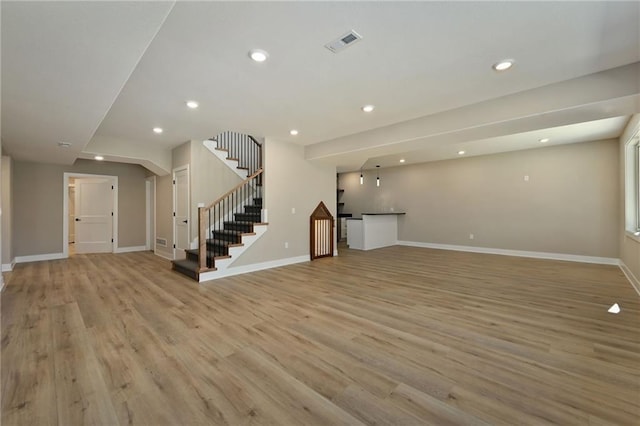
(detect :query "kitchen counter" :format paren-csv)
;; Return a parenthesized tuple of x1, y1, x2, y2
(346, 213, 405, 250)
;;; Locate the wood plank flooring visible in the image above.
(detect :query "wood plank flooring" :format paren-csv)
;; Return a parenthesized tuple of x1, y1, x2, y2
(2, 245, 639, 425)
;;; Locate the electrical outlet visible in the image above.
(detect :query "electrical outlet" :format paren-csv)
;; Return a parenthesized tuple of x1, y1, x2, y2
(285, 242, 289, 249)
(469, 233, 474, 240)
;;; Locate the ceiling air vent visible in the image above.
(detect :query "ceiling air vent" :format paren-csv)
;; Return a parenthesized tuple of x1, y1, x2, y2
(325, 30, 363, 53)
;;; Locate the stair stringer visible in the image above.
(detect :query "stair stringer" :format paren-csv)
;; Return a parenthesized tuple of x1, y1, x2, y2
(203, 139, 248, 180)
(198, 224, 268, 282)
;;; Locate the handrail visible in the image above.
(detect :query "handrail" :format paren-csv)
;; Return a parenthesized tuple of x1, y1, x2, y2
(214, 132, 262, 176)
(248, 135, 262, 147)
(203, 169, 263, 211)
(198, 169, 263, 271)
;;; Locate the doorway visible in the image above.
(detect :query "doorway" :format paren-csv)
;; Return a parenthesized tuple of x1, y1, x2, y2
(173, 165, 189, 259)
(63, 173, 118, 257)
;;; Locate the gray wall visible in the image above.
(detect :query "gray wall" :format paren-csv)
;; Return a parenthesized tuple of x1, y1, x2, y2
(172, 141, 190, 170)
(339, 139, 619, 258)
(13, 159, 147, 256)
(234, 138, 336, 266)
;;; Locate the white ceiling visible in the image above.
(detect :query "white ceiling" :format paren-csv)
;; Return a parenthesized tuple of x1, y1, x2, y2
(2, 1, 639, 174)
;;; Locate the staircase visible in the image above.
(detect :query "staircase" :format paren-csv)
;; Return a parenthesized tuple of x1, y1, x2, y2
(171, 132, 267, 281)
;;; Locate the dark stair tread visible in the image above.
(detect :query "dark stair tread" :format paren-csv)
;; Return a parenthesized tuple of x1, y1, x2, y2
(207, 238, 244, 248)
(172, 259, 201, 280)
(186, 248, 232, 261)
(224, 220, 255, 227)
(214, 229, 243, 236)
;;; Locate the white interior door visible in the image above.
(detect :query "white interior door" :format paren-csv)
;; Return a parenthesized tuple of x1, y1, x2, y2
(173, 167, 189, 259)
(75, 178, 113, 254)
(68, 185, 76, 243)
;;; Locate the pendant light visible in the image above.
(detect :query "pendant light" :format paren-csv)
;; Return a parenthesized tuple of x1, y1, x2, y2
(360, 167, 364, 185)
(376, 165, 380, 187)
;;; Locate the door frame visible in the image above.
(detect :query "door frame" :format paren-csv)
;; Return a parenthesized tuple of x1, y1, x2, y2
(172, 165, 190, 259)
(63, 172, 118, 258)
(146, 176, 156, 251)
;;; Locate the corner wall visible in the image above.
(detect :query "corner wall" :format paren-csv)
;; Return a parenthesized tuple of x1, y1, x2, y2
(340, 139, 619, 259)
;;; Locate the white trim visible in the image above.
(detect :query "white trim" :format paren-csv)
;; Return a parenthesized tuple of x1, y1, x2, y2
(114, 246, 148, 254)
(63, 172, 118, 256)
(2, 260, 15, 272)
(199, 255, 309, 282)
(397, 241, 619, 265)
(618, 261, 640, 296)
(154, 250, 174, 261)
(15, 252, 66, 263)
(172, 165, 190, 259)
(145, 179, 151, 250)
(0, 280, 4, 293)
(624, 231, 640, 243)
(146, 175, 156, 252)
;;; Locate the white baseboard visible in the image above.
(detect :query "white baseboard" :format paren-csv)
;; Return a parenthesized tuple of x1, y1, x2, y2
(114, 245, 148, 254)
(154, 250, 174, 261)
(2, 260, 16, 272)
(199, 255, 309, 282)
(618, 261, 640, 296)
(0, 278, 4, 293)
(15, 252, 67, 263)
(397, 241, 619, 265)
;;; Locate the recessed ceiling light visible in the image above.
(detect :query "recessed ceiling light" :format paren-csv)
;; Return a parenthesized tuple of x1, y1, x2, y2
(539, 138, 550, 143)
(153, 127, 163, 134)
(458, 150, 466, 155)
(290, 129, 299, 136)
(249, 49, 269, 62)
(492, 59, 514, 71)
(362, 105, 375, 113)
(186, 101, 199, 109)
(58, 142, 72, 148)
(94, 155, 104, 161)
(399, 159, 406, 163)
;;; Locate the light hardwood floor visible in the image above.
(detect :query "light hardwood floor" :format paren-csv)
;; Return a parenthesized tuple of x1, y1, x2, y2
(2, 246, 639, 425)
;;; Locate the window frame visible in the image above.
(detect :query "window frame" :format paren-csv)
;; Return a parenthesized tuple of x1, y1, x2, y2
(624, 129, 640, 240)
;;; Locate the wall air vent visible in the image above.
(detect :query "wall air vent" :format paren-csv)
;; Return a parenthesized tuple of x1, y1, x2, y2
(156, 237, 167, 247)
(325, 30, 363, 53)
